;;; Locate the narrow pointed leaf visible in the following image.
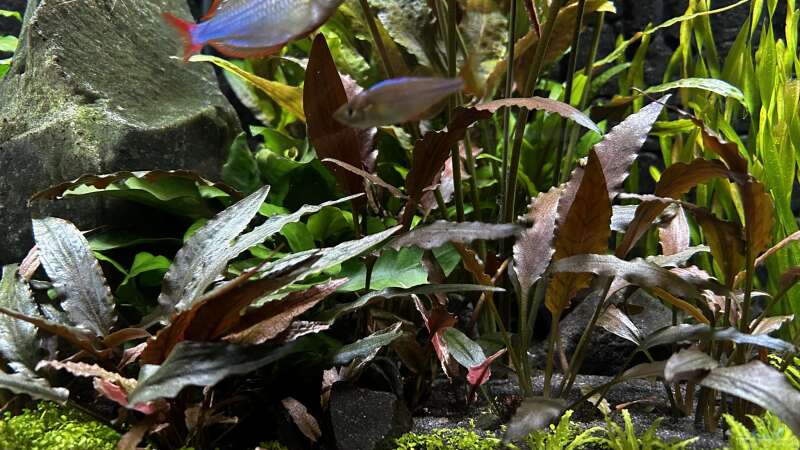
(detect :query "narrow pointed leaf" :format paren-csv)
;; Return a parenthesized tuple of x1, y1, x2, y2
(597, 305, 643, 345)
(699, 126, 749, 174)
(741, 180, 775, 263)
(698, 361, 800, 436)
(476, 97, 601, 133)
(546, 150, 612, 315)
(33, 218, 114, 337)
(305, 34, 376, 200)
(390, 221, 521, 250)
(157, 186, 270, 316)
(513, 189, 560, 303)
(644, 78, 747, 110)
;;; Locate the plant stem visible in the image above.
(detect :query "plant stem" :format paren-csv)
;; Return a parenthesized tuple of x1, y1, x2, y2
(358, 0, 395, 78)
(499, 0, 518, 223)
(502, 0, 567, 224)
(484, 293, 533, 396)
(446, 0, 465, 222)
(543, 314, 560, 398)
(554, 0, 586, 185)
(561, 11, 606, 183)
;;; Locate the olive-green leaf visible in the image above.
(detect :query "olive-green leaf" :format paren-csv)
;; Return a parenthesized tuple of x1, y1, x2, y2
(329, 322, 403, 366)
(644, 78, 748, 110)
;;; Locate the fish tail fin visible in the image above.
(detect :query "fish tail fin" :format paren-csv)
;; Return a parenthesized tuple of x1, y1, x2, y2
(162, 13, 202, 62)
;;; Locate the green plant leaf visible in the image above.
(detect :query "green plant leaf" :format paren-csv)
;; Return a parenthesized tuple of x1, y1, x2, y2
(0, 9, 21, 20)
(338, 247, 429, 291)
(698, 361, 800, 436)
(33, 218, 115, 337)
(222, 134, 262, 194)
(440, 327, 485, 368)
(644, 78, 748, 110)
(0, 35, 17, 53)
(329, 322, 402, 366)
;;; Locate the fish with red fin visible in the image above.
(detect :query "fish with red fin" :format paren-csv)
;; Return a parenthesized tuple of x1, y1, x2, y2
(163, 0, 344, 61)
(334, 77, 464, 129)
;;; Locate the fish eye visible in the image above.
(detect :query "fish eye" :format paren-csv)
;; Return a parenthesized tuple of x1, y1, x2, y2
(346, 107, 356, 118)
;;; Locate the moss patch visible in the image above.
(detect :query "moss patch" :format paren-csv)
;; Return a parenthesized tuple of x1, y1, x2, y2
(0, 402, 119, 450)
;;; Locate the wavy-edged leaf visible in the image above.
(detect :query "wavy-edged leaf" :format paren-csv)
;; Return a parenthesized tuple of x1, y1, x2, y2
(639, 324, 796, 353)
(129, 339, 311, 404)
(617, 158, 732, 257)
(0, 266, 42, 374)
(693, 208, 745, 287)
(38, 360, 137, 393)
(329, 322, 402, 366)
(698, 361, 800, 436)
(224, 279, 346, 345)
(301, 226, 401, 279)
(513, 189, 560, 303)
(551, 254, 726, 301)
(0, 371, 68, 403)
(33, 218, 115, 337)
(305, 34, 376, 201)
(315, 284, 501, 324)
(663, 349, 719, 383)
(190, 54, 305, 121)
(390, 221, 521, 250)
(504, 397, 566, 443)
(546, 150, 612, 315)
(647, 246, 711, 268)
(741, 180, 775, 263)
(282, 397, 321, 442)
(597, 305, 643, 345)
(29, 170, 240, 218)
(569, 97, 669, 209)
(0, 306, 98, 355)
(699, 126, 749, 174)
(156, 186, 270, 317)
(658, 205, 690, 256)
(644, 78, 747, 110)
(476, 97, 601, 133)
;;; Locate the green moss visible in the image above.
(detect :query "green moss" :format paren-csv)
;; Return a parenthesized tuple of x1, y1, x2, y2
(0, 402, 119, 450)
(394, 421, 508, 450)
(258, 441, 289, 450)
(723, 412, 799, 450)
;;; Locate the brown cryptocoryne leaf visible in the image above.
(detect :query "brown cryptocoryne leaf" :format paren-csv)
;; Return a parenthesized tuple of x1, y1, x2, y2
(698, 124, 749, 174)
(617, 158, 732, 258)
(597, 304, 643, 345)
(741, 180, 775, 264)
(390, 221, 521, 250)
(305, 34, 376, 203)
(779, 266, 800, 293)
(559, 97, 669, 228)
(512, 188, 561, 303)
(658, 205, 690, 256)
(692, 208, 745, 288)
(546, 149, 612, 316)
(223, 279, 346, 345)
(663, 348, 719, 383)
(476, 97, 601, 133)
(282, 397, 322, 443)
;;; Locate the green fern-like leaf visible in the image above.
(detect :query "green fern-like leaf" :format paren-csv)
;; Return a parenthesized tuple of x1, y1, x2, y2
(724, 412, 799, 450)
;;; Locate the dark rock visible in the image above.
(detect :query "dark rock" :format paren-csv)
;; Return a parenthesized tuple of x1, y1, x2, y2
(0, 0, 240, 264)
(529, 290, 674, 375)
(330, 383, 413, 450)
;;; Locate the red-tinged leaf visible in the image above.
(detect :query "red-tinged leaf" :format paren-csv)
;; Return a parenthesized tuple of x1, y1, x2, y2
(698, 124, 749, 174)
(223, 279, 346, 345)
(558, 97, 668, 223)
(476, 97, 601, 133)
(420, 144, 479, 216)
(658, 205, 690, 256)
(741, 180, 775, 263)
(616, 158, 733, 257)
(282, 397, 322, 443)
(513, 188, 561, 303)
(390, 221, 521, 250)
(467, 348, 506, 387)
(402, 107, 492, 227)
(546, 150, 612, 315)
(663, 348, 719, 383)
(305, 34, 376, 201)
(19, 247, 40, 281)
(698, 361, 800, 436)
(38, 360, 136, 392)
(693, 208, 745, 287)
(93, 379, 157, 415)
(33, 218, 115, 337)
(414, 296, 458, 378)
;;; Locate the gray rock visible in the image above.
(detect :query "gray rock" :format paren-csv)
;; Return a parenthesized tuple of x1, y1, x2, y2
(330, 383, 413, 450)
(0, 0, 240, 264)
(529, 290, 674, 375)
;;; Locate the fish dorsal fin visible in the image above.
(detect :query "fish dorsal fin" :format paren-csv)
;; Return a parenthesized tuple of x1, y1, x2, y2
(200, 0, 223, 21)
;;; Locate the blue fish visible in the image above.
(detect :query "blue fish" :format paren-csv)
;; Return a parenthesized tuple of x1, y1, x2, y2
(164, 0, 344, 61)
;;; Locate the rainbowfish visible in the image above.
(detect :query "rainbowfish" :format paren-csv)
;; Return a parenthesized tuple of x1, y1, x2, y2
(333, 77, 464, 129)
(163, 0, 344, 61)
